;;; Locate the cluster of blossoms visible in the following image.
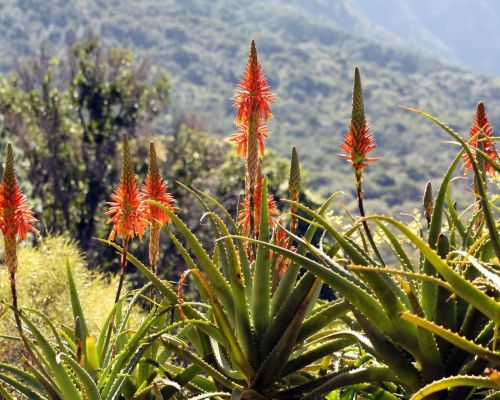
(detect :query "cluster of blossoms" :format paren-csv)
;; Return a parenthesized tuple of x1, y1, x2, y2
(0, 144, 39, 275)
(463, 102, 497, 176)
(228, 40, 278, 237)
(0, 143, 39, 330)
(338, 70, 497, 187)
(339, 67, 378, 186)
(105, 134, 175, 270)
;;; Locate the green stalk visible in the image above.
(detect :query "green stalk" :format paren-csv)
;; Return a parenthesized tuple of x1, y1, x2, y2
(9, 270, 23, 336)
(356, 181, 385, 266)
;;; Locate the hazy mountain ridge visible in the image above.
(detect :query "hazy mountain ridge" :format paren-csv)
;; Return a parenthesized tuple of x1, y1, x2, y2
(0, 0, 499, 213)
(290, 0, 500, 75)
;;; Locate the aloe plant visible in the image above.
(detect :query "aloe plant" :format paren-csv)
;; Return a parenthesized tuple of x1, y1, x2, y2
(131, 166, 360, 398)
(240, 105, 500, 399)
(1, 35, 499, 400)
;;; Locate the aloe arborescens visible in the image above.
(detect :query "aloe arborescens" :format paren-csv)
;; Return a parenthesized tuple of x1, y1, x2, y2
(0, 143, 38, 332)
(141, 142, 175, 275)
(340, 67, 384, 265)
(106, 133, 148, 302)
(231, 40, 276, 241)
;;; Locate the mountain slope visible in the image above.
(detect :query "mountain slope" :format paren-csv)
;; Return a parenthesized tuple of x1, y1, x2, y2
(284, 0, 455, 62)
(0, 0, 499, 212)
(290, 0, 500, 76)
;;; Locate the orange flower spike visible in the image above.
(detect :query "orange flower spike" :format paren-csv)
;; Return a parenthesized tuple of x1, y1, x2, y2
(106, 133, 149, 242)
(142, 142, 175, 274)
(463, 102, 498, 175)
(232, 39, 274, 126)
(231, 40, 275, 241)
(142, 142, 175, 225)
(228, 121, 268, 159)
(0, 144, 39, 275)
(339, 67, 378, 184)
(0, 144, 39, 241)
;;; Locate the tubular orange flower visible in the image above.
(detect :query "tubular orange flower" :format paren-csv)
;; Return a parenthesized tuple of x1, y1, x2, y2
(274, 227, 295, 277)
(141, 142, 175, 225)
(232, 39, 274, 126)
(228, 120, 268, 158)
(105, 133, 149, 242)
(339, 67, 378, 184)
(339, 67, 385, 266)
(142, 142, 175, 275)
(463, 102, 497, 175)
(0, 144, 39, 243)
(1, 143, 38, 338)
(238, 178, 279, 235)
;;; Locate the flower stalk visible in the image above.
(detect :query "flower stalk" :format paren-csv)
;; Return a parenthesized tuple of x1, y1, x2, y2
(103, 133, 148, 357)
(340, 67, 384, 265)
(463, 102, 498, 229)
(106, 133, 149, 303)
(0, 143, 39, 335)
(463, 102, 497, 177)
(231, 40, 275, 243)
(423, 181, 434, 228)
(141, 142, 175, 276)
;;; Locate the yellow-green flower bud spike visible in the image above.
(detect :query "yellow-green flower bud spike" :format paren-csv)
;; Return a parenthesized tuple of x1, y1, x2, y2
(351, 66, 366, 130)
(423, 181, 434, 227)
(288, 146, 301, 201)
(149, 142, 160, 178)
(148, 142, 161, 274)
(250, 38, 257, 67)
(122, 132, 133, 182)
(3, 144, 18, 275)
(3, 143, 15, 191)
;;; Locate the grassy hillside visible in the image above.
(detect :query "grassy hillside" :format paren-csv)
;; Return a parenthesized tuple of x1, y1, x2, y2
(0, 0, 499, 213)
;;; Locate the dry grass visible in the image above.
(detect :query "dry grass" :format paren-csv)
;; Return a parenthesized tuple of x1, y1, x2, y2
(0, 236, 139, 364)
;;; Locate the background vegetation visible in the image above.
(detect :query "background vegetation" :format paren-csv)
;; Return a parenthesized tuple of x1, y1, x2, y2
(0, 2, 498, 398)
(0, 0, 499, 216)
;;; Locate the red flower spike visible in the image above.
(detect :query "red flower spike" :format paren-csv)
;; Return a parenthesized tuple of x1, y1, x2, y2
(238, 177, 279, 235)
(0, 143, 39, 241)
(105, 133, 149, 242)
(141, 142, 175, 225)
(232, 39, 274, 126)
(339, 67, 378, 179)
(463, 102, 497, 175)
(228, 120, 268, 158)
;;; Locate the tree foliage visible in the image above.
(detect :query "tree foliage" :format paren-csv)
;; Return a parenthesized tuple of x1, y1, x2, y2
(0, 37, 170, 253)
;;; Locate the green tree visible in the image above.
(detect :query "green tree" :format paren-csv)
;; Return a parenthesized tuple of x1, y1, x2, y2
(0, 36, 170, 252)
